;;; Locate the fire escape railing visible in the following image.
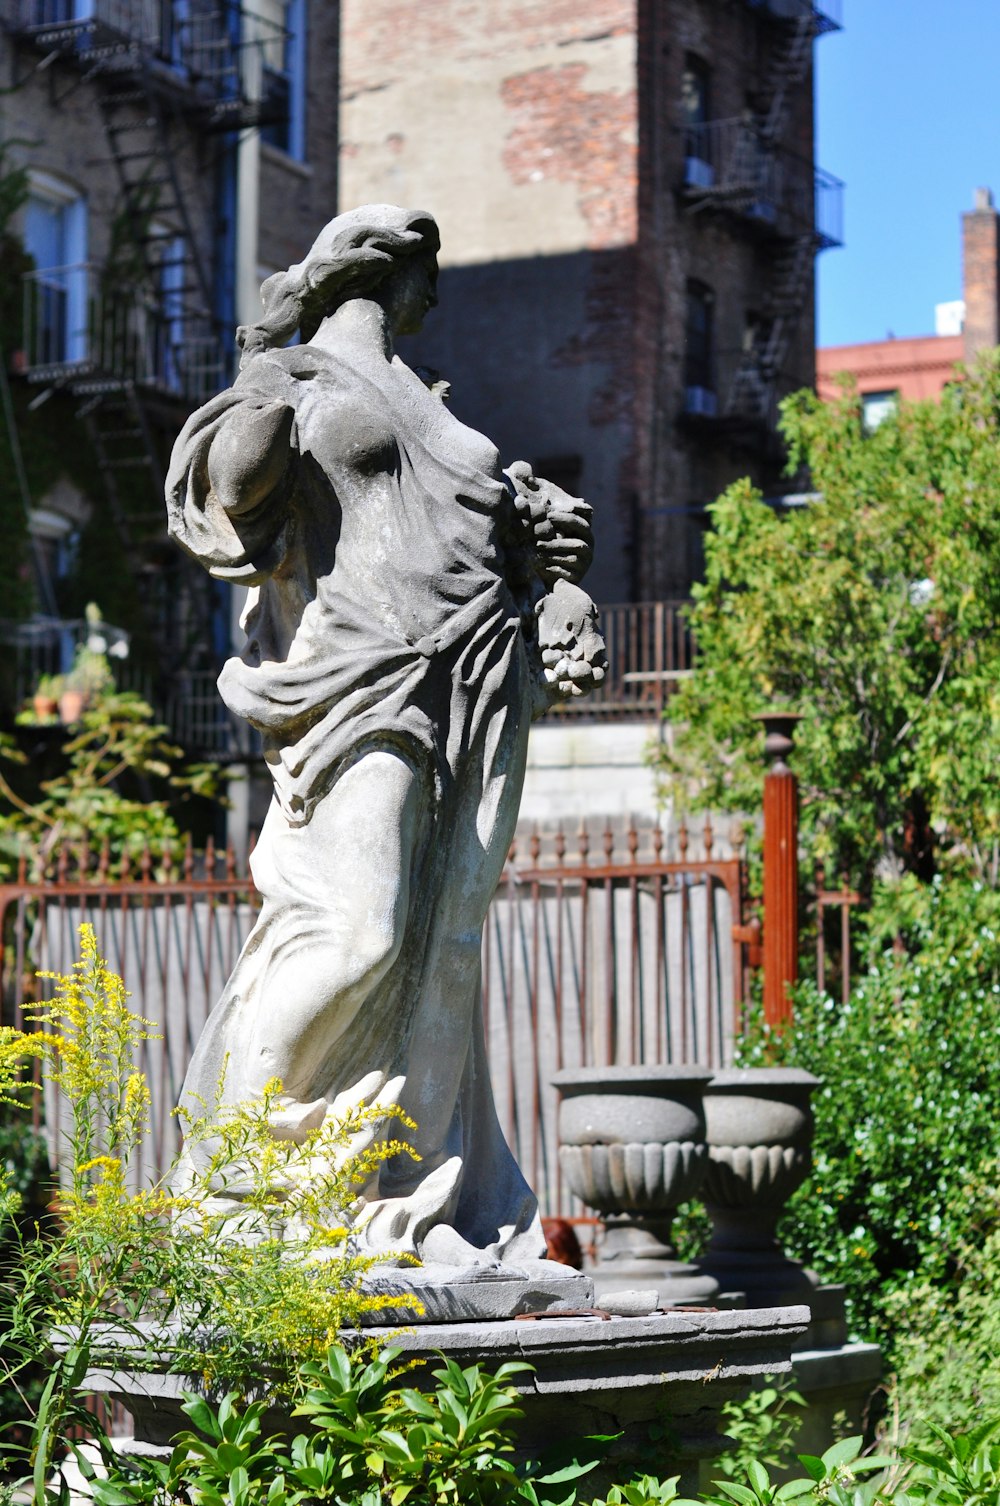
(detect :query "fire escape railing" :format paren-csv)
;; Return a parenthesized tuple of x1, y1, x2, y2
(3, 2, 289, 126)
(739, 0, 842, 35)
(21, 262, 222, 404)
(682, 120, 843, 249)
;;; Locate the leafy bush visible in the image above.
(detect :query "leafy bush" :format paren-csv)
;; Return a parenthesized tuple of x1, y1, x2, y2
(65, 1369, 1000, 1506)
(737, 879, 1000, 1353)
(887, 1191, 1000, 1436)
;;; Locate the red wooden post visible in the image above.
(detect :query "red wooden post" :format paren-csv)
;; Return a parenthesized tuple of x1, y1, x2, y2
(755, 711, 802, 1028)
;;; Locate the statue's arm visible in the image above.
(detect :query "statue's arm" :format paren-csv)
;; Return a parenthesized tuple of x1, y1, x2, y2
(206, 398, 295, 518)
(166, 382, 299, 583)
(503, 461, 594, 588)
(500, 462, 606, 716)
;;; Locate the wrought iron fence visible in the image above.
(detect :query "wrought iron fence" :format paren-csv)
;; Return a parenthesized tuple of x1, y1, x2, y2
(0, 818, 752, 1215)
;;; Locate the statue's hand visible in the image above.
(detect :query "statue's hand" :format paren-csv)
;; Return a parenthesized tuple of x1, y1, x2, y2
(505, 461, 594, 585)
(208, 399, 296, 517)
(534, 578, 608, 708)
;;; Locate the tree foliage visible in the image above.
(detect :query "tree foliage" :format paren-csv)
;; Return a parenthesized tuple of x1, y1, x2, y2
(653, 362, 1000, 893)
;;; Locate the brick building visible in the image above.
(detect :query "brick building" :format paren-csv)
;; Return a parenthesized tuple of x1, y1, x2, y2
(0, 0, 338, 727)
(339, 0, 842, 600)
(817, 188, 1000, 420)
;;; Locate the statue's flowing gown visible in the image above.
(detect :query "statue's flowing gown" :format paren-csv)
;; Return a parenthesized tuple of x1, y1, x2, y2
(166, 342, 544, 1265)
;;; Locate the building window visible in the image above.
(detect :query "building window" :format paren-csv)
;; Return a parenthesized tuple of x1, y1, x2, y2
(861, 389, 898, 432)
(22, 173, 88, 367)
(150, 227, 187, 392)
(684, 281, 716, 414)
(681, 54, 713, 188)
(257, 0, 306, 160)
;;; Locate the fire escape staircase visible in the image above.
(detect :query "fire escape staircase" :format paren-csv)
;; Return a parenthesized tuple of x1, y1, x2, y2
(682, 4, 831, 430)
(722, 11, 817, 423)
(5, 3, 289, 673)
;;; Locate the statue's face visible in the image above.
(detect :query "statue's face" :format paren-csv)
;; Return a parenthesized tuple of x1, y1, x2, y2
(382, 254, 439, 337)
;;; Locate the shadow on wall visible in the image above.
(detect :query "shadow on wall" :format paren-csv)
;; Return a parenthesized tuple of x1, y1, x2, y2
(403, 248, 637, 604)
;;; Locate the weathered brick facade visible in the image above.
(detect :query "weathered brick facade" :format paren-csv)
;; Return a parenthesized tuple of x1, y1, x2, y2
(0, 1, 338, 688)
(340, 0, 838, 599)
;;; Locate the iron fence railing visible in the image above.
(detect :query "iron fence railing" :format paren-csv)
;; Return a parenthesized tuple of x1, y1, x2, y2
(0, 818, 755, 1217)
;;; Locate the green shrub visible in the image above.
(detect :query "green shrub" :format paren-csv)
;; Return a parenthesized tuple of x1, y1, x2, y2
(887, 1192, 1000, 1436)
(738, 878, 1000, 1356)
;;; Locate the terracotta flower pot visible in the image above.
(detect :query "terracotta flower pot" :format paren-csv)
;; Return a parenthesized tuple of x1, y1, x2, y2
(58, 689, 87, 725)
(32, 693, 58, 720)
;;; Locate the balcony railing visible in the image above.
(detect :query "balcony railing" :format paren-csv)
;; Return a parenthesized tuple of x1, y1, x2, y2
(739, 0, 842, 33)
(21, 262, 226, 401)
(682, 119, 843, 248)
(4, 1, 289, 121)
(681, 350, 808, 431)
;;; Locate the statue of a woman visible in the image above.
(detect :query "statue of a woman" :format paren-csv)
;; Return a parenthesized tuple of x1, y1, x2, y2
(165, 205, 605, 1277)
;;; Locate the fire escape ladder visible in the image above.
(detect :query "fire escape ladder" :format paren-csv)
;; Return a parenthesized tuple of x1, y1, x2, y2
(93, 60, 225, 401)
(760, 11, 816, 144)
(78, 382, 171, 659)
(726, 234, 815, 422)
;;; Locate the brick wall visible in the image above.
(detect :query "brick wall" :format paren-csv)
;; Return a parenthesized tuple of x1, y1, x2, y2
(339, 0, 823, 599)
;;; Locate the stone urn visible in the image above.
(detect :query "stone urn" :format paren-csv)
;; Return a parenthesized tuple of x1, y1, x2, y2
(553, 1065, 718, 1306)
(697, 1067, 820, 1306)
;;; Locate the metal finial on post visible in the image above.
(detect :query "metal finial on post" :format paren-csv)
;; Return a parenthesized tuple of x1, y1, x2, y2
(754, 710, 802, 1029)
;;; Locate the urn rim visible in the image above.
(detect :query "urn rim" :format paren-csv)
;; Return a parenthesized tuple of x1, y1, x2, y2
(553, 1065, 713, 1094)
(705, 1068, 820, 1093)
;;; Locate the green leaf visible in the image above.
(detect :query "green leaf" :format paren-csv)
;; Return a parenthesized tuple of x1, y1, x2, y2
(746, 1461, 772, 1496)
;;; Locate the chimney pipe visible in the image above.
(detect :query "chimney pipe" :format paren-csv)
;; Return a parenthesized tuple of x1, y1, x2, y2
(963, 187, 1000, 363)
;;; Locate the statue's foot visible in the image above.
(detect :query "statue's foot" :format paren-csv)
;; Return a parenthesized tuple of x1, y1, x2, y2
(268, 1093, 328, 1142)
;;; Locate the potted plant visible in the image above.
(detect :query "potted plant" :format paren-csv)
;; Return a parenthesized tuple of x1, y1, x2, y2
(58, 643, 112, 725)
(31, 673, 61, 721)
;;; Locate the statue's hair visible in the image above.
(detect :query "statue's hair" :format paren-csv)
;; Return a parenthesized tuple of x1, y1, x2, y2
(236, 204, 440, 366)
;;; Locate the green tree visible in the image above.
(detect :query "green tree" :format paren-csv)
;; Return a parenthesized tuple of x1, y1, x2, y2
(653, 362, 1000, 894)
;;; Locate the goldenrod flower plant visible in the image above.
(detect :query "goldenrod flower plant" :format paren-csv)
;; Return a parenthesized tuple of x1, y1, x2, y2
(0, 924, 418, 1501)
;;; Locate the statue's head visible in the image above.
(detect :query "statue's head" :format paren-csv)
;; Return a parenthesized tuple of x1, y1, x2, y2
(237, 204, 441, 365)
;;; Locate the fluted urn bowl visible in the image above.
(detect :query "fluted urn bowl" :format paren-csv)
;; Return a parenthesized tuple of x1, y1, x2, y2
(554, 1065, 711, 1213)
(553, 1065, 717, 1305)
(701, 1067, 818, 1227)
(698, 1067, 821, 1304)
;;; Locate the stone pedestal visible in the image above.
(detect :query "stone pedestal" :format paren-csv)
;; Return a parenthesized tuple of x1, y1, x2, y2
(83, 1305, 810, 1496)
(363, 1260, 594, 1323)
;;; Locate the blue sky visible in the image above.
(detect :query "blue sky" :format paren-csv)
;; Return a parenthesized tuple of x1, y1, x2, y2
(816, 0, 1000, 348)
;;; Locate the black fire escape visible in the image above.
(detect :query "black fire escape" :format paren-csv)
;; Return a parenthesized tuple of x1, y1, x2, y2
(679, 0, 843, 435)
(3, 0, 289, 708)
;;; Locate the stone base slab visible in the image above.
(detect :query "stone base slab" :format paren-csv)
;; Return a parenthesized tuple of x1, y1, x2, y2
(83, 1304, 810, 1494)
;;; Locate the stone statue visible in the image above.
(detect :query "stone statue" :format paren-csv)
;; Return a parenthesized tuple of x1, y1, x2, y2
(164, 205, 606, 1296)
